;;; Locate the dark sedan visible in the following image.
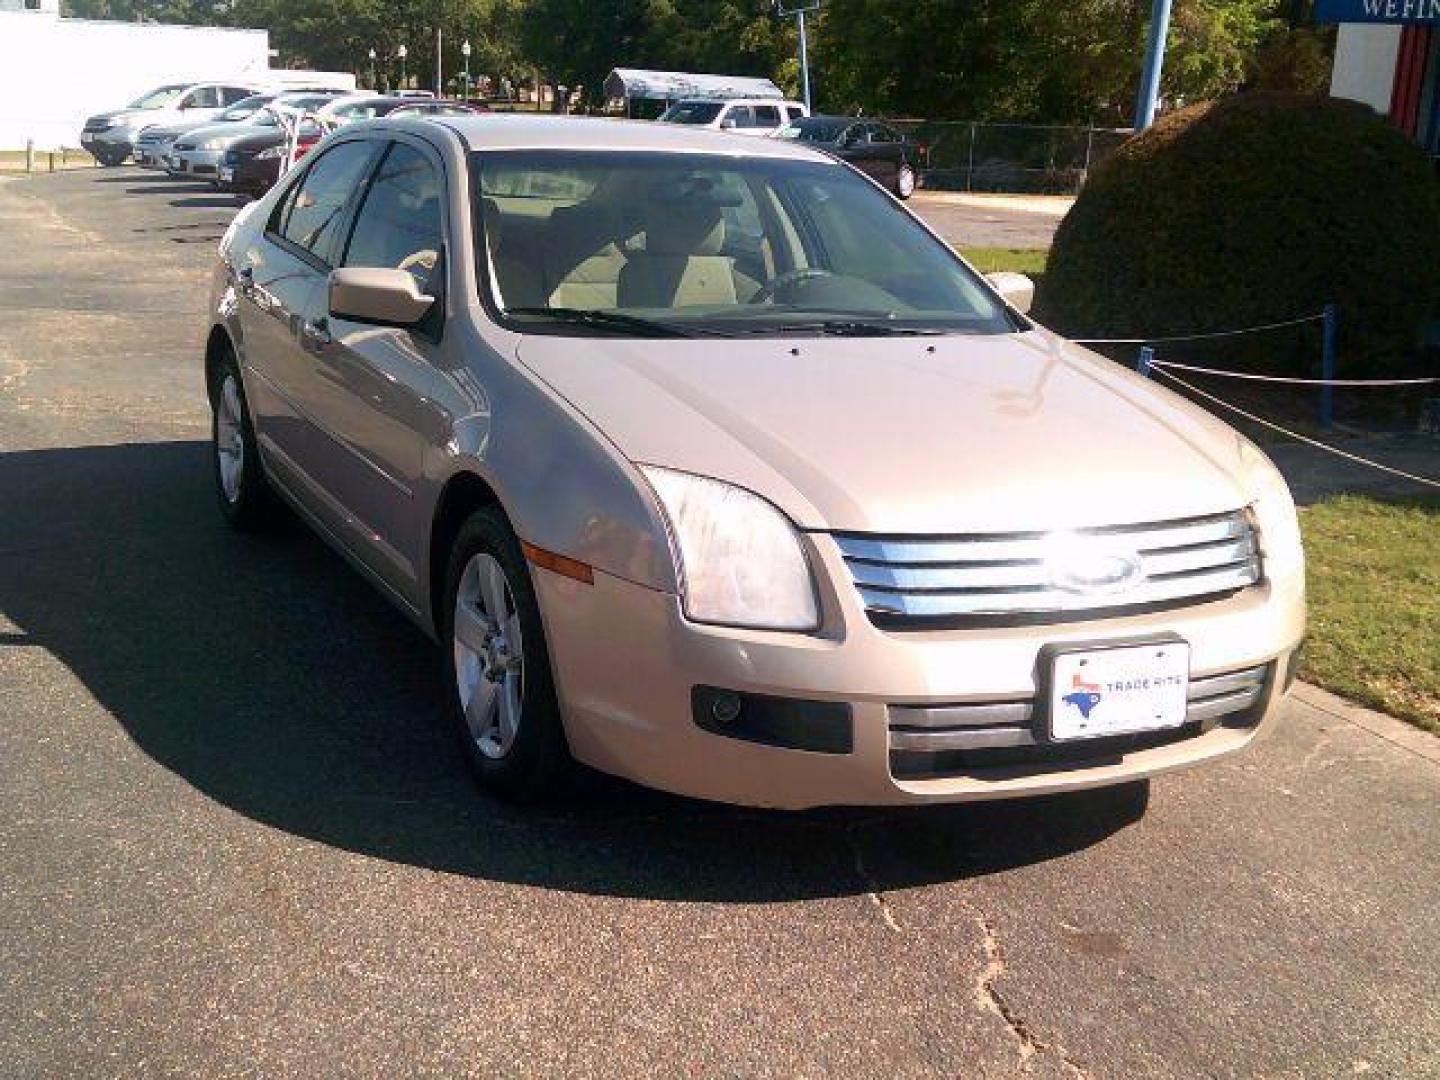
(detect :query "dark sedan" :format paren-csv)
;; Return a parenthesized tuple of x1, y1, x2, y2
(217, 123, 324, 197)
(774, 116, 924, 199)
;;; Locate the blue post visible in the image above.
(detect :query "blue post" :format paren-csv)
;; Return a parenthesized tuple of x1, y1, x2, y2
(1320, 303, 1338, 430)
(1134, 0, 1174, 131)
(1136, 345, 1155, 377)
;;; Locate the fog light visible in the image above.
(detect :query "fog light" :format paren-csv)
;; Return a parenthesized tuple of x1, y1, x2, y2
(711, 693, 742, 725)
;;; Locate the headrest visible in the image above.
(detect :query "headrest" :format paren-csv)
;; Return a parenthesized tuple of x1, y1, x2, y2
(643, 203, 725, 257)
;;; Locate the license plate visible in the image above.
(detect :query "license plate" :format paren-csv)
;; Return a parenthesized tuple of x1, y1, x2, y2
(220, 167, 234, 182)
(1048, 641, 1190, 741)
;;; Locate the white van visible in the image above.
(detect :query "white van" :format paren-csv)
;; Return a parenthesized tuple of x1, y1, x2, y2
(657, 98, 808, 136)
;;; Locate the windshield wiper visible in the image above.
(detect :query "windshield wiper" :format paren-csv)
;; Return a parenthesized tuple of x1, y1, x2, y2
(503, 307, 731, 339)
(723, 319, 947, 338)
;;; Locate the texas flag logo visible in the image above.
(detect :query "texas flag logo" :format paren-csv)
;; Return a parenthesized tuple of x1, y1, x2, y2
(1062, 671, 1103, 720)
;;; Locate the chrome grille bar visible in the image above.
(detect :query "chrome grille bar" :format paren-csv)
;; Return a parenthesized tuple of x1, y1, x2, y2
(837, 510, 1259, 623)
(888, 665, 1267, 754)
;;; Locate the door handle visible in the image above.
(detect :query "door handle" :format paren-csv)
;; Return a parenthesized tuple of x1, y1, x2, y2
(235, 265, 254, 293)
(301, 317, 332, 350)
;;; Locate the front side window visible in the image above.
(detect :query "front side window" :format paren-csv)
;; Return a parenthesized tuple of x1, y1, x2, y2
(128, 84, 187, 109)
(725, 106, 755, 128)
(752, 105, 781, 128)
(658, 102, 723, 125)
(221, 87, 256, 105)
(276, 141, 378, 265)
(218, 95, 271, 122)
(474, 150, 1011, 337)
(343, 142, 444, 292)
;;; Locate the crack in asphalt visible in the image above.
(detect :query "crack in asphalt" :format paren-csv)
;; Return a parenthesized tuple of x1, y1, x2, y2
(846, 821, 902, 933)
(968, 902, 1091, 1078)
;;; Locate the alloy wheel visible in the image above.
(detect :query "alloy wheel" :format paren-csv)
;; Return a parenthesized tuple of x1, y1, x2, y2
(452, 553, 526, 759)
(215, 374, 245, 505)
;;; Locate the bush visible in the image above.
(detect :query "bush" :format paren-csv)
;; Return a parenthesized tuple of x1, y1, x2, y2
(1038, 93, 1440, 375)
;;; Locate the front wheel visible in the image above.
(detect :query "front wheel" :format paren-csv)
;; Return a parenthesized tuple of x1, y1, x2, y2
(442, 508, 570, 801)
(95, 148, 128, 167)
(894, 162, 917, 200)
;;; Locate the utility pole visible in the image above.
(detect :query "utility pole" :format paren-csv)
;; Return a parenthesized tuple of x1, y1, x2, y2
(1134, 0, 1173, 130)
(435, 26, 443, 96)
(775, 0, 820, 111)
(398, 44, 408, 90)
(462, 40, 472, 100)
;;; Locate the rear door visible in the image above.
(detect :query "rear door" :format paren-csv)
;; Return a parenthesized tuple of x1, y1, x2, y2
(866, 123, 904, 185)
(239, 138, 383, 518)
(299, 136, 451, 601)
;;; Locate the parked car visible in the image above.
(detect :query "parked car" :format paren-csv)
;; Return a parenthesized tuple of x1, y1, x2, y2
(168, 93, 345, 180)
(215, 119, 324, 196)
(774, 115, 925, 199)
(389, 101, 487, 118)
(657, 97, 808, 136)
(80, 82, 265, 165)
(213, 96, 421, 194)
(135, 93, 277, 169)
(204, 115, 1304, 810)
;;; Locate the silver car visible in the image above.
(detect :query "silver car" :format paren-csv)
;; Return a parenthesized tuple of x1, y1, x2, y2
(172, 93, 342, 178)
(206, 116, 1304, 809)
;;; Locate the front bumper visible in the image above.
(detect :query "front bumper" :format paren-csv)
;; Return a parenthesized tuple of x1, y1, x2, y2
(533, 535, 1304, 809)
(175, 148, 224, 177)
(79, 131, 135, 156)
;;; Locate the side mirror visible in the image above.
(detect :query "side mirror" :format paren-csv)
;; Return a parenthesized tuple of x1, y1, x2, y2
(719, 117, 737, 130)
(985, 271, 1034, 315)
(329, 267, 434, 326)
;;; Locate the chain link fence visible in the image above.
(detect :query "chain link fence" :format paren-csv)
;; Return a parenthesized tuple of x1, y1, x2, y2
(885, 120, 1132, 195)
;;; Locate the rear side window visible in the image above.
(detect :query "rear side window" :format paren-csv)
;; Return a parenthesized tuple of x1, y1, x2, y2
(752, 105, 781, 128)
(343, 142, 444, 292)
(181, 87, 221, 109)
(221, 87, 254, 105)
(726, 106, 754, 128)
(277, 141, 378, 266)
(786, 106, 804, 121)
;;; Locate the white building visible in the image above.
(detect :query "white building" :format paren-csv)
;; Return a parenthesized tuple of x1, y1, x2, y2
(0, 0, 270, 150)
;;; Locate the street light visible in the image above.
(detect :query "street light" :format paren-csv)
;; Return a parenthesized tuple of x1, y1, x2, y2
(775, 0, 819, 111)
(367, 47, 376, 90)
(462, 39, 471, 100)
(397, 43, 408, 90)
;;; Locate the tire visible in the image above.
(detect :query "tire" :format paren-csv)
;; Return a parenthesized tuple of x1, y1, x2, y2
(210, 350, 279, 530)
(442, 508, 570, 801)
(96, 148, 127, 167)
(894, 162, 917, 200)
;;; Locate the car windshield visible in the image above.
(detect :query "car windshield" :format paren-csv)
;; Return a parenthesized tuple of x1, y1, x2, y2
(658, 102, 724, 125)
(128, 84, 188, 109)
(777, 119, 849, 142)
(218, 95, 272, 121)
(474, 150, 1012, 337)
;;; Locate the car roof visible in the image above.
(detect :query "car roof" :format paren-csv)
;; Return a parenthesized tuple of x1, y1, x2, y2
(419, 114, 837, 162)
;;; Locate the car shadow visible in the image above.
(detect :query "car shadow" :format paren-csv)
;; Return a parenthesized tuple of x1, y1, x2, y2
(168, 196, 240, 210)
(0, 441, 1142, 902)
(125, 183, 213, 197)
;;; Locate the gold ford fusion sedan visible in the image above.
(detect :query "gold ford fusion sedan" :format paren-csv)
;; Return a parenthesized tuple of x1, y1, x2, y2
(204, 114, 1305, 809)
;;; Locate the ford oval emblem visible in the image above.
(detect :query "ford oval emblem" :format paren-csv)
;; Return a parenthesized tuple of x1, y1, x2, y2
(1048, 547, 1144, 596)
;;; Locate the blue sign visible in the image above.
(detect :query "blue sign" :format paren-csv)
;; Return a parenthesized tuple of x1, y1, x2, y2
(1314, 0, 1440, 22)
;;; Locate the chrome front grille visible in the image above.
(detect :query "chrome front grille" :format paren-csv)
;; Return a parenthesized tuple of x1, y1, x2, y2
(835, 510, 1259, 626)
(889, 664, 1269, 756)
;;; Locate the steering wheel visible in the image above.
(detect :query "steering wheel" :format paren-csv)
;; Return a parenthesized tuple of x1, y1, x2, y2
(749, 267, 837, 305)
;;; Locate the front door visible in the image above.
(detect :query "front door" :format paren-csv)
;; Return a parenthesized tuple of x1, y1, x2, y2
(298, 138, 450, 604)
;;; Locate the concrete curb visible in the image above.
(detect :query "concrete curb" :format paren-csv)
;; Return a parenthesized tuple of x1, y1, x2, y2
(1293, 682, 1440, 766)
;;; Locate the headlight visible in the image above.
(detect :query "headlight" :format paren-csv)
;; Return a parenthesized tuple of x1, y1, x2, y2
(255, 145, 286, 160)
(641, 466, 820, 631)
(1240, 441, 1303, 569)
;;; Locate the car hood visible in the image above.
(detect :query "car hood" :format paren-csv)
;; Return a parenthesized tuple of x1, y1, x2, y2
(176, 121, 258, 148)
(517, 330, 1252, 534)
(225, 129, 285, 153)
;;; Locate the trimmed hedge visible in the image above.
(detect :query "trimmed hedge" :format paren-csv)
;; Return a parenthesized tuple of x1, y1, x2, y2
(1038, 93, 1440, 375)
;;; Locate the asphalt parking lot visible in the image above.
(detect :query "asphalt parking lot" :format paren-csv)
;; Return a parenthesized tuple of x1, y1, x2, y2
(2, 167, 1438, 1078)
